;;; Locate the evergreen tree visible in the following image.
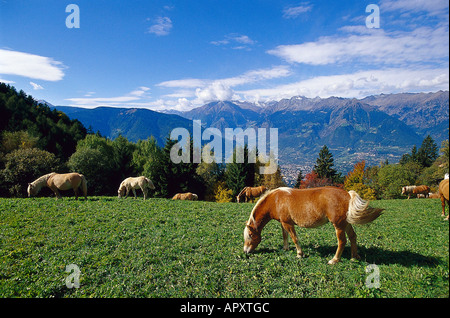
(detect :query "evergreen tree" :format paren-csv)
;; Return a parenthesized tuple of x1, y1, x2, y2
(400, 145, 419, 165)
(225, 145, 255, 200)
(262, 164, 286, 189)
(417, 135, 438, 168)
(313, 145, 338, 181)
(155, 136, 204, 198)
(294, 170, 303, 188)
(111, 135, 136, 181)
(196, 145, 225, 201)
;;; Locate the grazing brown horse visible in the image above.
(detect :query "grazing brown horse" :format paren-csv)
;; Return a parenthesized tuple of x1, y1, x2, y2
(402, 185, 430, 199)
(438, 179, 449, 220)
(237, 186, 267, 203)
(412, 185, 430, 198)
(243, 187, 383, 264)
(28, 172, 87, 200)
(172, 192, 198, 200)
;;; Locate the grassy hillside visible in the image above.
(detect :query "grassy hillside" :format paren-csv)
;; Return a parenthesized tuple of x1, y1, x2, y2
(0, 197, 448, 298)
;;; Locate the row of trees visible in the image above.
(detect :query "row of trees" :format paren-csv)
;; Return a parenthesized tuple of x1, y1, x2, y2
(0, 84, 285, 199)
(295, 137, 449, 200)
(0, 130, 285, 200)
(0, 83, 447, 200)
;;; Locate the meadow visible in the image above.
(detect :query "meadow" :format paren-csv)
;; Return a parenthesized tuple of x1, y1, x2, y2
(0, 196, 448, 298)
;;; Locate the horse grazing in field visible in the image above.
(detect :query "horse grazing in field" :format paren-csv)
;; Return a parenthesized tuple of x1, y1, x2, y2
(438, 179, 449, 220)
(118, 176, 155, 200)
(412, 185, 430, 198)
(28, 172, 87, 200)
(172, 192, 198, 200)
(402, 185, 430, 199)
(401, 186, 416, 199)
(236, 186, 267, 203)
(243, 187, 383, 264)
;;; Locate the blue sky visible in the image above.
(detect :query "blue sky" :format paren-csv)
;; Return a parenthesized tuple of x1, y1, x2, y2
(0, 0, 448, 111)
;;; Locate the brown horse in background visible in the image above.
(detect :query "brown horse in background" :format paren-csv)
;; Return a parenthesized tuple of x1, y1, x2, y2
(244, 187, 383, 264)
(28, 172, 87, 200)
(438, 179, 449, 220)
(402, 185, 430, 199)
(412, 185, 430, 198)
(172, 192, 198, 200)
(237, 186, 267, 203)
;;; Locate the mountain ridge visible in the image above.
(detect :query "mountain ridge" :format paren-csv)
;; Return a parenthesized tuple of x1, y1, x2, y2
(53, 91, 449, 183)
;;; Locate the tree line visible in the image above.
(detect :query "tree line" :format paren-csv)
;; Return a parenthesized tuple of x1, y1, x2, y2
(295, 137, 449, 200)
(0, 83, 448, 200)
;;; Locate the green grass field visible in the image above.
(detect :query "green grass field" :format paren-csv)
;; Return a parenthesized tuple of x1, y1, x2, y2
(0, 196, 448, 298)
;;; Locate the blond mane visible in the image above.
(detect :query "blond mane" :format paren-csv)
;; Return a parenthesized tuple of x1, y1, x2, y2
(30, 172, 56, 187)
(246, 187, 280, 227)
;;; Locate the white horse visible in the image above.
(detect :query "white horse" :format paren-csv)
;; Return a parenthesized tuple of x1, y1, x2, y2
(118, 176, 155, 200)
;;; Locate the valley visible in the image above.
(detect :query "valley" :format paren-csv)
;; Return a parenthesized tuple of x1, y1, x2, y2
(52, 91, 449, 185)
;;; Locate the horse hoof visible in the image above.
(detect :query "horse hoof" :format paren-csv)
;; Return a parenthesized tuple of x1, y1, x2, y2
(327, 258, 339, 265)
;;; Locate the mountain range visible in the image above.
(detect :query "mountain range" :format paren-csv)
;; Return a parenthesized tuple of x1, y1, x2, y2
(50, 90, 449, 184)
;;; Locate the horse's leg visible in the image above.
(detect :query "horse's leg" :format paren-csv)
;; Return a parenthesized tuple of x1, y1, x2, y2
(281, 226, 289, 251)
(50, 186, 62, 200)
(141, 187, 147, 200)
(441, 196, 446, 216)
(345, 224, 360, 261)
(74, 187, 79, 200)
(328, 225, 347, 265)
(125, 188, 130, 198)
(445, 200, 449, 220)
(132, 188, 137, 199)
(281, 222, 303, 258)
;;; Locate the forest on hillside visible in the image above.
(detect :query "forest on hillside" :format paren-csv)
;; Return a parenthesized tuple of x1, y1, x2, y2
(0, 84, 448, 200)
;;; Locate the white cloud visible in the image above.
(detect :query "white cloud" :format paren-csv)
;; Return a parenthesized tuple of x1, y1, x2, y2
(30, 82, 44, 90)
(147, 17, 172, 36)
(282, 3, 313, 19)
(211, 33, 256, 50)
(66, 87, 151, 108)
(156, 66, 292, 106)
(129, 86, 151, 97)
(267, 25, 448, 66)
(158, 66, 291, 90)
(0, 49, 65, 81)
(0, 78, 15, 84)
(221, 65, 292, 87)
(239, 68, 449, 102)
(380, 0, 449, 15)
(157, 78, 206, 88)
(195, 81, 238, 103)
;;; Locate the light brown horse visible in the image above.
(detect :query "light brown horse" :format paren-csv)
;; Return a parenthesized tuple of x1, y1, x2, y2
(438, 179, 449, 220)
(244, 187, 383, 264)
(237, 186, 267, 203)
(118, 176, 155, 200)
(402, 185, 430, 199)
(412, 185, 430, 198)
(172, 192, 198, 200)
(28, 172, 87, 200)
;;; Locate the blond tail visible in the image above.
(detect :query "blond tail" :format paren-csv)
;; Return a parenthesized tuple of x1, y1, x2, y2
(346, 190, 383, 225)
(80, 174, 88, 199)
